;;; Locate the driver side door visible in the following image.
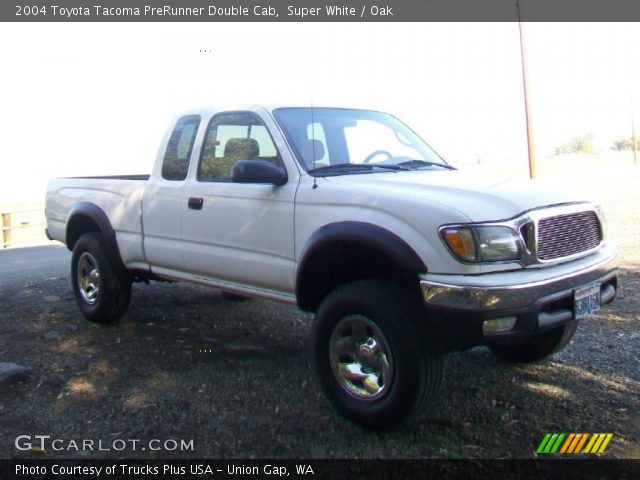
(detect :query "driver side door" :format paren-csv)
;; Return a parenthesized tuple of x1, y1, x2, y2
(180, 111, 296, 295)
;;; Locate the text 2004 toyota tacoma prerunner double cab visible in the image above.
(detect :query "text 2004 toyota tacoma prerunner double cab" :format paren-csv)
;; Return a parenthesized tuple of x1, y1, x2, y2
(46, 106, 618, 428)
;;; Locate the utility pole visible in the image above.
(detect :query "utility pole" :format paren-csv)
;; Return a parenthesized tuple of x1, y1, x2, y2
(632, 92, 638, 166)
(517, 2, 536, 179)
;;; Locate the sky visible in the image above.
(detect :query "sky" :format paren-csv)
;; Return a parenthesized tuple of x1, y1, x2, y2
(1, 22, 638, 204)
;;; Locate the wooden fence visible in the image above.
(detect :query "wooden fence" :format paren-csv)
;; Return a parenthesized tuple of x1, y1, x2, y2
(1, 205, 46, 248)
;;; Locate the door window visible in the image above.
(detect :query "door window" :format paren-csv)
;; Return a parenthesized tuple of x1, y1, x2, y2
(198, 112, 283, 182)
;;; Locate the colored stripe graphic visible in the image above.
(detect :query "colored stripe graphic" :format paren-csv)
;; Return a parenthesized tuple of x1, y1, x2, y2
(559, 433, 575, 453)
(550, 433, 565, 453)
(574, 433, 589, 453)
(597, 433, 613, 453)
(591, 434, 606, 453)
(543, 434, 559, 453)
(537, 433, 552, 453)
(584, 433, 614, 454)
(584, 433, 598, 453)
(538, 433, 613, 454)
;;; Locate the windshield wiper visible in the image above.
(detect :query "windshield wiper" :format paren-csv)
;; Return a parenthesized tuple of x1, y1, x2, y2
(396, 159, 456, 170)
(308, 163, 407, 175)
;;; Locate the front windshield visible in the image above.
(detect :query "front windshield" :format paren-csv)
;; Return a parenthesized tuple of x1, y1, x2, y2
(273, 107, 450, 176)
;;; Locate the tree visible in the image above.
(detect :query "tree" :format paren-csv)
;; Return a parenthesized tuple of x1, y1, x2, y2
(612, 136, 639, 151)
(555, 135, 595, 155)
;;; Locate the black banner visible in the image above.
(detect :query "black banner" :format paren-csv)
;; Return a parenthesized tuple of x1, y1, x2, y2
(3, 459, 640, 480)
(3, 0, 640, 22)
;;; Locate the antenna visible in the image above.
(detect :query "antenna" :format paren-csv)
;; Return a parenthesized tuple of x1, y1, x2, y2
(308, 39, 318, 189)
(311, 101, 318, 189)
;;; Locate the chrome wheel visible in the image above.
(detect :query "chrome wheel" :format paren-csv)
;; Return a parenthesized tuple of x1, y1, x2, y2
(329, 315, 393, 400)
(76, 252, 100, 305)
(313, 280, 443, 428)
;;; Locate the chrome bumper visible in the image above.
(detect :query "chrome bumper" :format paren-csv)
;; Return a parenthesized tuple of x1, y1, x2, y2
(420, 244, 618, 313)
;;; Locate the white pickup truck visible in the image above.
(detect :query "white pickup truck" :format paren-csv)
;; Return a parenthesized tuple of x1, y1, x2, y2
(46, 105, 618, 428)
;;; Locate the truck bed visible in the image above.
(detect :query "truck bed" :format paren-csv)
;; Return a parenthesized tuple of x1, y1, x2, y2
(46, 175, 148, 268)
(62, 174, 150, 181)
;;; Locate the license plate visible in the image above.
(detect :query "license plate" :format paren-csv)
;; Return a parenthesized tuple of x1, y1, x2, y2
(574, 282, 601, 319)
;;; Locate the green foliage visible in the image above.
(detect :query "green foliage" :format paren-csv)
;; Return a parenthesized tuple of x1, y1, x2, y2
(555, 135, 595, 155)
(612, 136, 640, 151)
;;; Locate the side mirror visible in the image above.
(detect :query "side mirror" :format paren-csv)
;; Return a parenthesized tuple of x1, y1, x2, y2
(232, 160, 287, 186)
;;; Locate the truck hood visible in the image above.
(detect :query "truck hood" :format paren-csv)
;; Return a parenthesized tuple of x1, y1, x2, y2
(325, 169, 590, 222)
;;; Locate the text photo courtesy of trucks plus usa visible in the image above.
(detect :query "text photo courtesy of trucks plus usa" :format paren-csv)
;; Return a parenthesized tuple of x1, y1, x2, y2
(46, 105, 618, 429)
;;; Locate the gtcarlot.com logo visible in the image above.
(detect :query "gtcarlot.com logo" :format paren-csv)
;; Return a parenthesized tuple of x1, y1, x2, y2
(536, 432, 613, 455)
(15, 435, 194, 453)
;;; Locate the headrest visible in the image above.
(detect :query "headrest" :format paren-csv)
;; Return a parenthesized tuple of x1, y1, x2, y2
(301, 139, 325, 166)
(224, 138, 260, 159)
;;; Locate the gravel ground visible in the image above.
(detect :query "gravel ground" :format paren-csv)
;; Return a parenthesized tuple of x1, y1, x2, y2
(0, 156, 638, 460)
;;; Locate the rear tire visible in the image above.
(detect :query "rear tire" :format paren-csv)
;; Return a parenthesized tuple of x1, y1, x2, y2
(489, 319, 580, 363)
(312, 279, 443, 429)
(71, 232, 131, 323)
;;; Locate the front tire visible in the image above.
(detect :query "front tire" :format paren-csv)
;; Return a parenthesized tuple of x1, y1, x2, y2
(71, 232, 131, 323)
(312, 280, 443, 429)
(489, 319, 580, 363)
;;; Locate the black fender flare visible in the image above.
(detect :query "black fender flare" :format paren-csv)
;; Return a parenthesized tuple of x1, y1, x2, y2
(65, 202, 126, 273)
(295, 221, 427, 307)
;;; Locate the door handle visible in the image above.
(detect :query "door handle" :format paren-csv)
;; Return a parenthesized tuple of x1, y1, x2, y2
(188, 197, 204, 210)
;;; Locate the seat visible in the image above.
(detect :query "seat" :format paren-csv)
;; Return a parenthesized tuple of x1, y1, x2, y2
(299, 139, 325, 169)
(200, 137, 260, 181)
(224, 138, 260, 161)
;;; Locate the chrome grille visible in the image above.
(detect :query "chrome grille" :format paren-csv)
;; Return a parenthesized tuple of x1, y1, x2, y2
(537, 211, 602, 261)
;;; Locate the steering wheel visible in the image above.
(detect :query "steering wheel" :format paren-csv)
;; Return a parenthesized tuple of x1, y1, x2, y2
(362, 150, 393, 164)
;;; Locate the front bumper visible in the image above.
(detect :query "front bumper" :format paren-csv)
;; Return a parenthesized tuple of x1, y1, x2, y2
(419, 244, 618, 350)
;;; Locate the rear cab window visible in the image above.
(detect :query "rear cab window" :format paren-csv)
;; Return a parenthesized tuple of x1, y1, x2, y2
(161, 115, 201, 181)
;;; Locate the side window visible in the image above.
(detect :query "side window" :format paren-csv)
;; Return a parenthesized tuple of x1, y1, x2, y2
(198, 112, 282, 182)
(162, 115, 200, 181)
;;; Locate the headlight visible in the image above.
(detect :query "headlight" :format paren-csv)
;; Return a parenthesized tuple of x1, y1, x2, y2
(441, 228, 477, 262)
(441, 225, 521, 263)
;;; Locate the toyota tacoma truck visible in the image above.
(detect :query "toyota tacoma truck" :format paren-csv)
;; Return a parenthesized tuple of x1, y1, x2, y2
(46, 106, 618, 428)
